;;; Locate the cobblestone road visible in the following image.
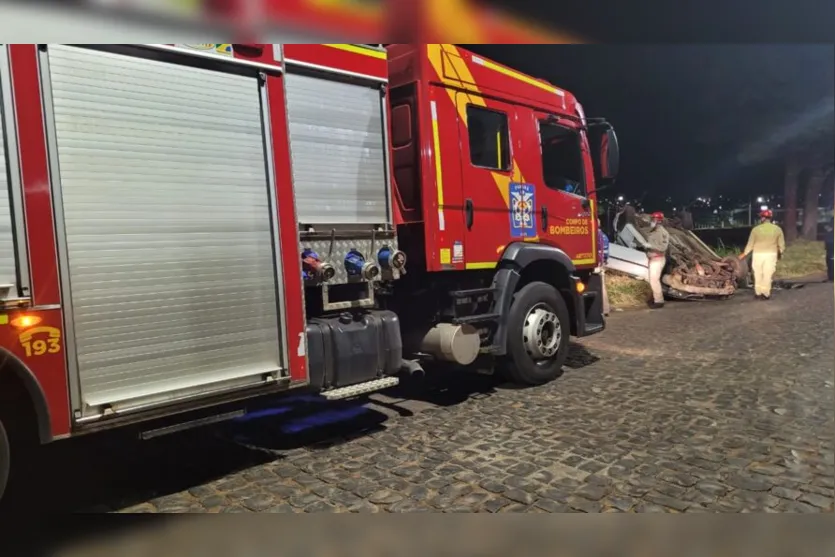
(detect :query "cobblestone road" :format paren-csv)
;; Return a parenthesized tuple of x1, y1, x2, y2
(12, 283, 835, 513)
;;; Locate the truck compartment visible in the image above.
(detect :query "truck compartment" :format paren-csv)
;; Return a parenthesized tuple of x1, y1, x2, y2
(0, 55, 25, 302)
(42, 45, 286, 418)
(306, 310, 403, 391)
(284, 73, 389, 226)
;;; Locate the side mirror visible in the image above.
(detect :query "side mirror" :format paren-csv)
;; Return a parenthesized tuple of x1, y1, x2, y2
(599, 128, 620, 181)
(588, 120, 620, 185)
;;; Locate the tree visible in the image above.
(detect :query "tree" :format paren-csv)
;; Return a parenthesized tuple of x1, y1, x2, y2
(798, 139, 834, 240)
(784, 154, 801, 242)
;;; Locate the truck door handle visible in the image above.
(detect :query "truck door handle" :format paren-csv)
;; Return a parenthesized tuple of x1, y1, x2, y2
(541, 206, 548, 231)
(465, 198, 474, 229)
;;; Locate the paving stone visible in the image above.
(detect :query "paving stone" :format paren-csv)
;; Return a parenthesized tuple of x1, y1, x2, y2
(499, 503, 533, 513)
(534, 498, 571, 512)
(798, 492, 833, 509)
(574, 483, 610, 501)
(265, 504, 296, 513)
(303, 500, 338, 513)
(506, 462, 539, 476)
(644, 492, 691, 512)
(504, 488, 536, 506)
(658, 470, 699, 488)
(602, 495, 637, 512)
(367, 490, 404, 505)
(634, 503, 671, 513)
(479, 479, 506, 494)
(728, 490, 781, 510)
(504, 476, 540, 492)
(483, 497, 513, 513)
(220, 505, 251, 513)
(776, 500, 820, 513)
(566, 497, 602, 513)
(241, 494, 276, 512)
(695, 481, 729, 498)
(771, 486, 803, 501)
(726, 474, 773, 492)
(454, 492, 489, 508)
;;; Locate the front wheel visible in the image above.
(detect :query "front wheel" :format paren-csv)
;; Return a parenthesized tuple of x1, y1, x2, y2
(501, 281, 570, 386)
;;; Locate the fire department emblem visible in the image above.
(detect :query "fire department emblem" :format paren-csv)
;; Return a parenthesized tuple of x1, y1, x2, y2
(509, 182, 536, 238)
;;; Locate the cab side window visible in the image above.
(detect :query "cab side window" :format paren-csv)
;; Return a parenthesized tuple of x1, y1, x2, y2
(467, 105, 510, 171)
(538, 120, 586, 197)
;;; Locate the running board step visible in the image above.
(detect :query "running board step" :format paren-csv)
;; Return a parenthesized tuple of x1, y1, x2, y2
(453, 312, 501, 325)
(449, 287, 499, 298)
(321, 377, 400, 401)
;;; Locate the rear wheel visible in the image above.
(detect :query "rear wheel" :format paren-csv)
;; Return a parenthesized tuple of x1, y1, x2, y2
(0, 418, 9, 503)
(501, 281, 570, 386)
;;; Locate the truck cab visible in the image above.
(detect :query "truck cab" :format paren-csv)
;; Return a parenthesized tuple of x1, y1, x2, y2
(384, 44, 619, 383)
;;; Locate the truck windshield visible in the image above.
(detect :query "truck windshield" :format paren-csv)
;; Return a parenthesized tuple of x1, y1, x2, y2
(539, 121, 586, 197)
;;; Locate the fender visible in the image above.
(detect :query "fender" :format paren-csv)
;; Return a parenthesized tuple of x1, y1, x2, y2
(500, 242, 576, 274)
(490, 243, 577, 355)
(0, 349, 53, 444)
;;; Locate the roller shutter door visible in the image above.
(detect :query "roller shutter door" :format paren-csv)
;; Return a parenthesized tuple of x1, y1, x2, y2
(0, 71, 14, 290)
(46, 46, 283, 410)
(284, 73, 389, 225)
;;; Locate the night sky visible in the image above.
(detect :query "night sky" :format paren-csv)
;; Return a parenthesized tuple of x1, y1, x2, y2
(464, 45, 834, 209)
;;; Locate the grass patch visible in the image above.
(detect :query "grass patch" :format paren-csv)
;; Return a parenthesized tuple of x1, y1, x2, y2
(605, 271, 652, 308)
(776, 240, 827, 278)
(712, 239, 826, 279)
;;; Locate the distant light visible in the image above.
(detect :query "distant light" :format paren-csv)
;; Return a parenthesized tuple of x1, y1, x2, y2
(777, 204, 781, 208)
(617, 195, 624, 201)
(719, 206, 723, 210)
(757, 197, 764, 203)
(760, 205, 768, 211)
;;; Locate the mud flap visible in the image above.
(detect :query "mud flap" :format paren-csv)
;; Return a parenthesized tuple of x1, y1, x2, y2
(573, 274, 605, 337)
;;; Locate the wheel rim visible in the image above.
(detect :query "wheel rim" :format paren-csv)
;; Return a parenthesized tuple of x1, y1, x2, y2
(522, 303, 561, 361)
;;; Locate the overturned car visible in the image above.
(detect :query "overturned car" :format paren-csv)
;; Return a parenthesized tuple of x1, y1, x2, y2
(607, 210, 748, 300)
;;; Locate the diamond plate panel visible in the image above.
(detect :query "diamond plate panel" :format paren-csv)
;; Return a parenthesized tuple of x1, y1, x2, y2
(300, 237, 399, 285)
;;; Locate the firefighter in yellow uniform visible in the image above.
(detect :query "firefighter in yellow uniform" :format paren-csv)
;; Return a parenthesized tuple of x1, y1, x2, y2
(739, 209, 785, 300)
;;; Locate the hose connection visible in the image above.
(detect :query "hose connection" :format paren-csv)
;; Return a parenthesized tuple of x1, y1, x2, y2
(345, 249, 380, 280)
(378, 246, 407, 270)
(302, 249, 335, 282)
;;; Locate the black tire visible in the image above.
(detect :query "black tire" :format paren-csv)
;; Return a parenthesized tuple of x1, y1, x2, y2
(501, 281, 571, 386)
(0, 418, 9, 504)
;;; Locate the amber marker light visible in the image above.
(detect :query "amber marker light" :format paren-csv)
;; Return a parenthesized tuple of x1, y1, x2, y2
(10, 315, 42, 329)
(576, 282, 586, 294)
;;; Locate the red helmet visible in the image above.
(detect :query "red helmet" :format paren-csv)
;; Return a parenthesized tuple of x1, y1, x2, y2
(651, 212, 664, 221)
(760, 209, 773, 219)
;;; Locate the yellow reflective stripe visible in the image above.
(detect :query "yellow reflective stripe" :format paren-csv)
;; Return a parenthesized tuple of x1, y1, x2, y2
(496, 130, 502, 168)
(472, 56, 564, 96)
(430, 101, 445, 231)
(590, 198, 597, 263)
(572, 258, 596, 265)
(426, 44, 525, 208)
(322, 44, 387, 60)
(465, 262, 497, 270)
(430, 103, 444, 206)
(0, 314, 8, 325)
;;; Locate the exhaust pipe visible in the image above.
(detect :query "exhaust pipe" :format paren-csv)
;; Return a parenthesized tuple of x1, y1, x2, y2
(400, 359, 426, 379)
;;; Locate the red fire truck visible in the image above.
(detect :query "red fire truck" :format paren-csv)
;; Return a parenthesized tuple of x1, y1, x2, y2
(0, 43, 618, 500)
